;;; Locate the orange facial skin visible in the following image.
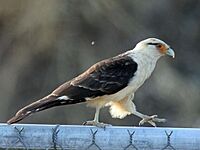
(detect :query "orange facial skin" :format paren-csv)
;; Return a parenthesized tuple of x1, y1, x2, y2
(157, 44, 168, 54)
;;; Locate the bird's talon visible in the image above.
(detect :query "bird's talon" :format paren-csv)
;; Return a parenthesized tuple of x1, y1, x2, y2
(83, 120, 110, 128)
(139, 115, 166, 127)
(82, 121, 87, 125)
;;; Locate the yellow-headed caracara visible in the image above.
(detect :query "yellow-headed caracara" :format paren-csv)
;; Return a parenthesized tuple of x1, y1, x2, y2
(7, 38, 175, 127)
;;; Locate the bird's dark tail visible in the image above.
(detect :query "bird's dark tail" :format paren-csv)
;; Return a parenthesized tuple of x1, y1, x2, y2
(7, 94, 74, 124)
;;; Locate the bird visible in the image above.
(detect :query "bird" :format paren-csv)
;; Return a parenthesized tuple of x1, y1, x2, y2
(7, 38, 175, 127)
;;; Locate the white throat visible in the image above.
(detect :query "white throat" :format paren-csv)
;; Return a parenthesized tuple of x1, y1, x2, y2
(126, 49, 161, 92)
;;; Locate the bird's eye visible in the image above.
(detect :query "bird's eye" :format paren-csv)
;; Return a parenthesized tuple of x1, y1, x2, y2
(156, 44, 167, 54)
(156, 44, 162, 48)
(147, 43, 165, 51)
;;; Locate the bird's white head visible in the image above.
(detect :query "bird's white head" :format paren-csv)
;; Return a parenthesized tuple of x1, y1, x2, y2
(134, 38, 175, 59)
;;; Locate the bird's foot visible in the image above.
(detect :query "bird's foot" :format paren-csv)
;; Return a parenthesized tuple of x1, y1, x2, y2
(83, 120, 111, 128)
(139, 115, 166, 127)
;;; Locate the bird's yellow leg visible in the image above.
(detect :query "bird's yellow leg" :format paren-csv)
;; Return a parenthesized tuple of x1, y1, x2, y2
(133, 110, 166, 127)
(83, 107, 110, 128)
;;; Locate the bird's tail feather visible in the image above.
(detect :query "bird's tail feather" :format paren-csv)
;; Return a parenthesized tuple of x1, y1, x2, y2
(7, 94, 72, 124)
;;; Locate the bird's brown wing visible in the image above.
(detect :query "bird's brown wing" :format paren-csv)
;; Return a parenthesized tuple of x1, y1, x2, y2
(52, 55, 138, 101)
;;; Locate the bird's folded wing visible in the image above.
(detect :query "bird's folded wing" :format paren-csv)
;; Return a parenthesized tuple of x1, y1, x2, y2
(52, 54, 138, 100)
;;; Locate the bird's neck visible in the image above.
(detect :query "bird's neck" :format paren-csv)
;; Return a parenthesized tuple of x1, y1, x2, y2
(128, 49, 160, 84)
(127, 49, 162, 64)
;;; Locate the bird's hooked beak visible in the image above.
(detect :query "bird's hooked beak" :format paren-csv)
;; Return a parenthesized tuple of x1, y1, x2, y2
(166, 48, 175, 58)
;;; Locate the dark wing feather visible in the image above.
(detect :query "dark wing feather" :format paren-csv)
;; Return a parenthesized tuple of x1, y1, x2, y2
(53, 55, 138, 100)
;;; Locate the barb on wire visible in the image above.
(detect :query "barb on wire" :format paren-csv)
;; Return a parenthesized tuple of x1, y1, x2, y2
(123, 130, 138, 150)
(86, 129, 101, 150)
(52, 124, 63, 150)
(162, 130, 176, 150)
(13, 126, 27, 149)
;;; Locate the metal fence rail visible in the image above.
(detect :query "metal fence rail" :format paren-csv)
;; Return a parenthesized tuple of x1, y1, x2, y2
(0, 123, 200, 150)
